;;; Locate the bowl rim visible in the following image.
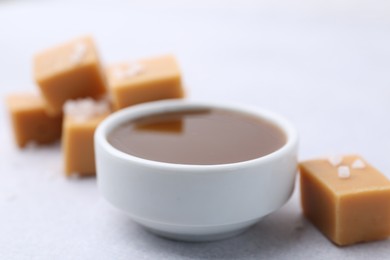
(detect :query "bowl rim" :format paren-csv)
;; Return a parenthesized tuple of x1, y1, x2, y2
(95, 99, 298, 173)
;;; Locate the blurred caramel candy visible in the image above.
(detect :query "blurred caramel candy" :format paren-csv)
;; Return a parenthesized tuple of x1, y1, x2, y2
(6, 93, 62, 148)
(34, 36, 107, 115)
(62, 99, 111, 176)
(300, 155, 390, 246)
(107, 55, 184, 110)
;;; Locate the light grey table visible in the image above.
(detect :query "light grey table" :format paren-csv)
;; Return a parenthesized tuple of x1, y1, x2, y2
(1, 1, 390, 259)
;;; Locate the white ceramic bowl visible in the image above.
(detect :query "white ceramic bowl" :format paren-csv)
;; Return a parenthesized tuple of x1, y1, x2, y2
(94, 100, 298, 241)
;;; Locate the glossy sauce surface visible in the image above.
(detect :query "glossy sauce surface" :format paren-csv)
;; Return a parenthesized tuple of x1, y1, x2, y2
(107, 109, 286, 165)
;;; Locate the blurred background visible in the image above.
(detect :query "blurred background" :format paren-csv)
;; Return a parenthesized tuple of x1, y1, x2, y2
(1, 1, 390, 259)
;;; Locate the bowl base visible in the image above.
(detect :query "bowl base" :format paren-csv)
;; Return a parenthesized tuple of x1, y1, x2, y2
(144, 224, 253, 242)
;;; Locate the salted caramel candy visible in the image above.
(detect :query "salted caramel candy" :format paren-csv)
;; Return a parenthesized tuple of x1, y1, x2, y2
(107, 55, 184, 110)
(6, 93, 62, 148)
(62, 98, 111, 176)
(34, 36, 107, 115)
(300, 155, 390, 246)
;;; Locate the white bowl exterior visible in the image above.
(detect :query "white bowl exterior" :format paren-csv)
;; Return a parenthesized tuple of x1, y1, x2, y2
(95, 100, 298, 229)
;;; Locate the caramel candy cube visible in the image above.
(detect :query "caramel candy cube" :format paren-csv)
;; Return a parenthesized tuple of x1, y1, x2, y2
(107, 55, 184, 110)
(300, 155, 390, 246)
(34, 36, 107, 115)
(6, 93, 62, 148)
(62, 99, 110, 176)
